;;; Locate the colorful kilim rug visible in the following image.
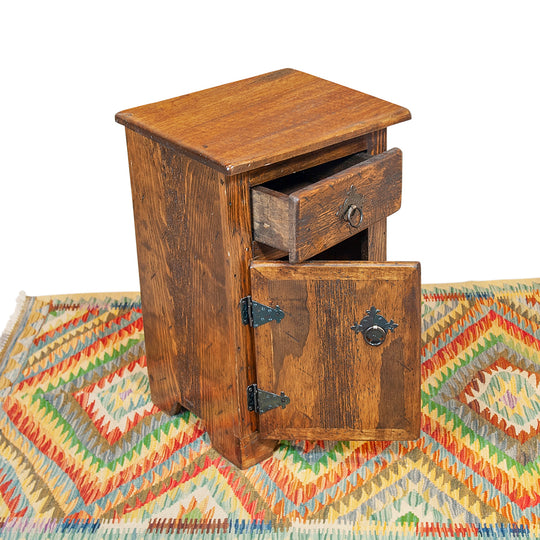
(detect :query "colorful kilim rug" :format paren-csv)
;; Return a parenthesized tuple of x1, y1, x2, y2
(1, 279, 540, 539)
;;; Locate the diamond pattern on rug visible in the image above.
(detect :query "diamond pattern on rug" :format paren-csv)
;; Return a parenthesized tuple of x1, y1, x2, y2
(335, 447, 507, 524)
(458, 357, 540, 444)
(1, 281, 540, 537)
(72, 358, 160, 445)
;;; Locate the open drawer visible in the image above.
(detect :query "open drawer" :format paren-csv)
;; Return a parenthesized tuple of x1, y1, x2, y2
(247, 259, 421, 441)
(251, 148, 403, 262)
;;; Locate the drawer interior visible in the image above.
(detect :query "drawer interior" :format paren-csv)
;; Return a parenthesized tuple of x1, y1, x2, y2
(259, 151, 370, 195)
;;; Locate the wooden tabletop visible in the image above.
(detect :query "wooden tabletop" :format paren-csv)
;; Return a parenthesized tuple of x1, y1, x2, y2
(116, 68, 410, 175)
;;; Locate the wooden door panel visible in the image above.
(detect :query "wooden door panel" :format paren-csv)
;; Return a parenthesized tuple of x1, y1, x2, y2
(250, 261, 421, 441)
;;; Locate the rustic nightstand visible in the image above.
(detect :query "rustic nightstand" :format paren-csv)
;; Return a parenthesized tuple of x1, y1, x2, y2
(116, 69, 421, 468)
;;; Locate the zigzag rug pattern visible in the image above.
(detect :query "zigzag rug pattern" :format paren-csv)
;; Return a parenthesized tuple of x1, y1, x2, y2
(0, 280, 540, 538)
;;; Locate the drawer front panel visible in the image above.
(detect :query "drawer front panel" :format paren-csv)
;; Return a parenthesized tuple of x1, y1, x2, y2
(249, 260, 421, 441)
(290, 148, 402, 262)
(251, 148, 402, 262)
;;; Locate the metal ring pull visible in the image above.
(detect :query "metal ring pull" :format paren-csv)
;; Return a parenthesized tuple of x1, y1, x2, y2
(346, 204, 363, 228)
(336, 185, 365, 228)
(351, 306, 398, 346)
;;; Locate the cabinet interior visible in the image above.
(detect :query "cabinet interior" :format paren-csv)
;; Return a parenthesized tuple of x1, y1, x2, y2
(310, 231, 369, 261)
(253, 225, 369, 262)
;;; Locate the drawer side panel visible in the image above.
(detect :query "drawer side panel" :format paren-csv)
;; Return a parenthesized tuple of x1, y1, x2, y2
(251, 186, 289, 252)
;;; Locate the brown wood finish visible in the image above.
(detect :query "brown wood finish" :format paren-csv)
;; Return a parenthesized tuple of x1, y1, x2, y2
(252, 149, 402, 261)
(251, 242, 288, 261)
(118, 69, 416, 468)
(248, 136, 369, 187)
(367, 220, 387, 260)
(124, 129, 275, 468)
(251, 186, 290, 252)
(366, 130, 388, 261)
(251, 151, 371, 253)
(116, 69, 410, 176)
(250, 261, 421, 441)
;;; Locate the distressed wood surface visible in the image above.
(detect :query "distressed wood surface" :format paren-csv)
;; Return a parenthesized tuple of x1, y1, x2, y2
(119, 70, 414, 467)
(248, 136, 369, 187)
(251, 186, 289, 252)
(116, 69, 410, 175)
(250, 261, 421, 441)
(251, 242, 288, 261)
(125, 129, 275, 468)
(366, 130, 388, 261)
(252, 149, 402, 262)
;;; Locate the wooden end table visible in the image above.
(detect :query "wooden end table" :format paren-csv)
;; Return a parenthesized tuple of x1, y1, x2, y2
(116, 69, 421, 468)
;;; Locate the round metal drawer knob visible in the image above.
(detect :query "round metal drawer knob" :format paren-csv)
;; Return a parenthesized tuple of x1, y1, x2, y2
(346, 204, 363, 228)
(362, 324, 387, 346)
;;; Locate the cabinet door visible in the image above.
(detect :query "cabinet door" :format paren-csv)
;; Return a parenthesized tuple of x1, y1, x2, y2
(250, 261, 421, 441)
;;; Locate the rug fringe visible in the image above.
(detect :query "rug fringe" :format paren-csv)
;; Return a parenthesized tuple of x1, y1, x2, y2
(0, 291, 28, 357)
(0, 518, 536, 539)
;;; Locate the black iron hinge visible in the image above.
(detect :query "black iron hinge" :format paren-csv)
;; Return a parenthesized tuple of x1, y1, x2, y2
(247, 384, 290, 414)
(240, 296, 285, 328)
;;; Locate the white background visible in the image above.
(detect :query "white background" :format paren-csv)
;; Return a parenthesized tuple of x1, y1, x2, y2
(1, 1, 539, 330)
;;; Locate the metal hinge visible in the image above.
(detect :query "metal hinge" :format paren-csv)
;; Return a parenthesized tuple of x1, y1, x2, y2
(240, 296, 285, 328)
(247, 384, 290, 414)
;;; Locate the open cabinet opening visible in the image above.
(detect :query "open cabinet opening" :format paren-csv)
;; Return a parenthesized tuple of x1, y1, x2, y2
(310, 229, 369, 261)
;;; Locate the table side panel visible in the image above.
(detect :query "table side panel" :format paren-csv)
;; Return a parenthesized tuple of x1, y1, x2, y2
(126, 130, 226, 414)
(125, 130, 273, 466)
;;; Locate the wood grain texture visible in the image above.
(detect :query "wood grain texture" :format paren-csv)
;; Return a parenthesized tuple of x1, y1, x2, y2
(125, 129, 275, 468)
(367, 220, 387, 261)
(116, 69, 410, 175)
(120, 70, 414, 467)
(250, 261, 421, 441)
(251, 242, 288, 261)
(252, 149, 402, 262)
(251, 187, 289, 252)
(290, 149, 402, 262)
(366, 130, 388, 261)
(248, 136, 369, 187)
